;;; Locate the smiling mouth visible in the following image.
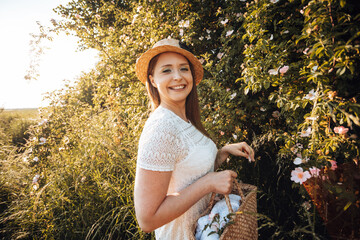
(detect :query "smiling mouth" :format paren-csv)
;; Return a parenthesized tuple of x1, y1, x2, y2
(169, 85, 186, 90)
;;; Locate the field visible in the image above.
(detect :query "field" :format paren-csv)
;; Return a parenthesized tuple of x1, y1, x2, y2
(1, 108, 40, 121)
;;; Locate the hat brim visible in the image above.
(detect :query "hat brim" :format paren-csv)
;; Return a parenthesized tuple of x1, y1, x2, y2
(135, 45, 204, 85)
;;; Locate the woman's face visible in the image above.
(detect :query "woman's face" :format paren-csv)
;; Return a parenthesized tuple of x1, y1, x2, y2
(149, 52, 193, 108)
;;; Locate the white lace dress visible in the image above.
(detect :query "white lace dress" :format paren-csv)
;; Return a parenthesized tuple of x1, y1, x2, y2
(137, 106, 218, 240)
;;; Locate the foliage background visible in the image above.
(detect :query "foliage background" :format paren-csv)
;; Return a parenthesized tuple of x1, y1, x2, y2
(1, 0, 359, 239)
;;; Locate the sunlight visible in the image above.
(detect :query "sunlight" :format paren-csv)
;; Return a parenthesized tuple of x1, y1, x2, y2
(0, 0, 99, 109)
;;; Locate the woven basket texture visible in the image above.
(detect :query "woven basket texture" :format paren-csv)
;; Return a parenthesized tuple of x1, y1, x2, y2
(192, 181, 258, 240)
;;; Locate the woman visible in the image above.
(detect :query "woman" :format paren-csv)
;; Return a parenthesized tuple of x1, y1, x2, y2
(134, 38, 255, 239)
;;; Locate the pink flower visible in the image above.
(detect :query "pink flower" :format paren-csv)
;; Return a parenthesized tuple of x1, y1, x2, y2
(329, 160, 337, 170)
(199, 58, 205, 64)
(309, 167, 320, 177)
(279, 66, 289, 74)
(217, 52, 224, 59)
(220, 131, 225, 136)
(295, 143, 303, 149)
(272, 111, 280, 118)
(303, 47, 309, 54)
(291, 167, 311, 184)
(75, 14, 81, 19)
(226, 88, 231, 92)
(334, 126, 349, 135)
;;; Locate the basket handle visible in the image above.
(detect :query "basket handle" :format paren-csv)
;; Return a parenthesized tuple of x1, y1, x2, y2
(209, 180, 244, 214)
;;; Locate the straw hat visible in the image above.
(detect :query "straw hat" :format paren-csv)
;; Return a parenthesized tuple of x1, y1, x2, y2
(135, 38, 204, 85)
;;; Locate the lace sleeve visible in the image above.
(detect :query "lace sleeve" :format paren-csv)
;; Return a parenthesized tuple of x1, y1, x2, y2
(137, 119, 184, 171)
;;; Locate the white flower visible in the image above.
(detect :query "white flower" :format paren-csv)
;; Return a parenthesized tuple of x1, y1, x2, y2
(279, 65, 289, 74)
(299, 127, 312, 137)
(311, 65, 318, 72)
(132, 14, 138, 24)
(269, 34, 274, 40)
(33, 157, 39, 162)
(268, 69, 278, 75)
(199, 58, 205, 64)
(260, 107, 266, 112)
(109, 26, 115, 32)
(137, 6, 143, 12)
(293, 157, 302, 165)
(95, 14, 101, 20)
(230, 93, 237, 100)
(32, 174, 40, 184)
(270, 0, 279, 3)
(303, 89, 316, 101)
(221, 19, 229, 25)
(306, 116, 318, 121)
(283, 30, 289, 34)
(217, 52, 224, 59)
(199, 36, 204, 41)
(295, 143, 303, 149)
(179, 29, 184, 36)
(178, 20, 190, 28)
(33, 185, 38, 190)
(206, 35, 211, 40)
(226, 30, 234, 37)
(38, 119, 48, 126)
(39, 137, 46, 145)
(291, 167, 311, 184)
(233, 134, 238, 140)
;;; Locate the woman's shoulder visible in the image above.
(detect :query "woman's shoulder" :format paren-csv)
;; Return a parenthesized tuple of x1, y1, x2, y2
(142, 106, 179, 134)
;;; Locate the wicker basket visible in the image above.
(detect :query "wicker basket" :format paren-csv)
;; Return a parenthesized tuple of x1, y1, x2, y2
(193, 180, 258, 240)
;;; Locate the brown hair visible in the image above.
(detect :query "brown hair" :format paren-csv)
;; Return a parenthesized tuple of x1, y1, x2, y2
(146, 53, 210, 138)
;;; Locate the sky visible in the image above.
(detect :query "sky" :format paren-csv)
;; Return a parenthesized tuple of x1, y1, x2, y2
(0, 0, 99, 109)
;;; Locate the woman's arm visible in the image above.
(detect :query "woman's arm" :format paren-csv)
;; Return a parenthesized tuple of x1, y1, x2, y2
(215, 142, 255, 169)
(134, 168, 237, 233)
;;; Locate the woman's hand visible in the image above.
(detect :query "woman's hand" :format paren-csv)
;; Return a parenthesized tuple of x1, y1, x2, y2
(224, 142, 255, 162)
(205, 170, 238, 195)
(215, 142, 255, 169)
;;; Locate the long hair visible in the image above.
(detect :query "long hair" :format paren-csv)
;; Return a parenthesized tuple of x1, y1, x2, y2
(146, 53, 210, 138)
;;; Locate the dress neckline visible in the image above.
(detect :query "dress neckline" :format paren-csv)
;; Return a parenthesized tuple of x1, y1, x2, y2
(158, 105, 191, 125)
